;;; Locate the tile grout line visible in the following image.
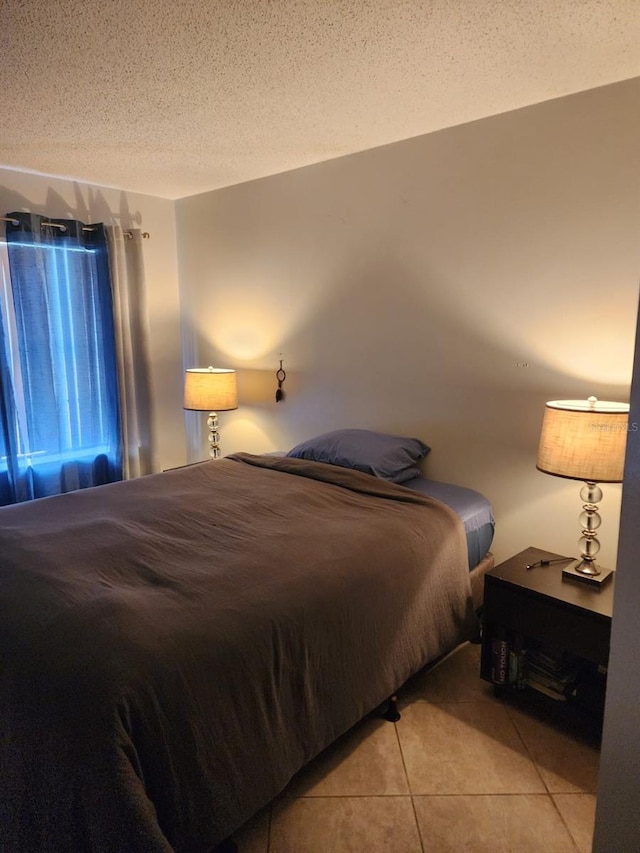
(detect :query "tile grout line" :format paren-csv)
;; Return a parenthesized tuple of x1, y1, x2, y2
(280, 793, 432, 800)
(261, 642, 595, 850)
(393, 715, 426, 853)
(279, 791, 589, 800)
(392, 715, 413, 796)
(396, 695, 551, 799)
(502, 700, 550, 793)
(547, 793, 585, 853)
(281, 791, 593, 802)
(502, 700, 583, 852)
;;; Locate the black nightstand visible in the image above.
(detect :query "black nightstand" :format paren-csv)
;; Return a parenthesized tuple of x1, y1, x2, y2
(480, 546, 614, 716)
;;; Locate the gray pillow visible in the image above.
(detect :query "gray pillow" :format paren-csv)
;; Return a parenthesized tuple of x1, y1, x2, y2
(287, 429, 430, 484)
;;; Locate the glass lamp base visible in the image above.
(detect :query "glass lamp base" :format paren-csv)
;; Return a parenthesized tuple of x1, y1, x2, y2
(207, 411, 221, 459)
(562, 560, 614, 587)
(566, 480, 613, 586)
(573, 559, 601, 577)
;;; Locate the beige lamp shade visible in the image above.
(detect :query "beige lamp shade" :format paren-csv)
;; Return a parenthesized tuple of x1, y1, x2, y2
(536, 397, 629, 483)
(183, 367, 238, 412)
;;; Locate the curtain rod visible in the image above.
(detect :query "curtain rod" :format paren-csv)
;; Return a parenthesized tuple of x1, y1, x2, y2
(1, 216, 150, 239)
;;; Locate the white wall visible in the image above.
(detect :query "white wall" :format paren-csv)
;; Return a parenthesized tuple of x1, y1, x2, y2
(0, 167, 186, 472)
(176, 79, 640, 566)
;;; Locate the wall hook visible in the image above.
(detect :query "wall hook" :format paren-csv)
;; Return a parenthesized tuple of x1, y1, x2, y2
(275, 357, 286, 403)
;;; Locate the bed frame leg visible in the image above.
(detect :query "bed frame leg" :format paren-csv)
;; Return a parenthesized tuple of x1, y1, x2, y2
(383, 694, 401, 722)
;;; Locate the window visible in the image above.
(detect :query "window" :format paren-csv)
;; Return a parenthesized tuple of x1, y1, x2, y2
(0, 214, 122, 505)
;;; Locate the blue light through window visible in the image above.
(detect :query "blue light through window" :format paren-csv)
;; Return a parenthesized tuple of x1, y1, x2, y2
(0, 216, 122, 504)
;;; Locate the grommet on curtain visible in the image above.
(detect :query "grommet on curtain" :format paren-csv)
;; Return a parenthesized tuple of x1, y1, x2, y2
(275, 358, 286, 403)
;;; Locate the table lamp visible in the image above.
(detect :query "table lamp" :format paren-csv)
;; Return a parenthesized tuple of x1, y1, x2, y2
(183, 367, 238, 459)
(536, 396, 628, 585)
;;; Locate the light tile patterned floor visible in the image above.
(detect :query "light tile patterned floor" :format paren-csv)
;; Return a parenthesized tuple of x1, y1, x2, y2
(231, 642, 599, 852)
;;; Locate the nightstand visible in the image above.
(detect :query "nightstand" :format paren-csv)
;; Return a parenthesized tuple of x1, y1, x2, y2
(480, 546, 614, 716)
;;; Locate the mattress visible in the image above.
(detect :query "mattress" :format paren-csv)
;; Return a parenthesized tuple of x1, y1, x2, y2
(403, 477, 495, 570)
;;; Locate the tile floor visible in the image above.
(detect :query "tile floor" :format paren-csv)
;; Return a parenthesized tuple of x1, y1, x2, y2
(230, 641, 600, 852)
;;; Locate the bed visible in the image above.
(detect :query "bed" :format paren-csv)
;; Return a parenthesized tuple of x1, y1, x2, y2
(403, 476, 495, 609)
(1, 436, 494, 853)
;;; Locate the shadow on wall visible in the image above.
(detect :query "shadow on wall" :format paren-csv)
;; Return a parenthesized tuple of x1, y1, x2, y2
(179, 254, 630, 567)
(182, 319, 300, 460)
(184, 327, 291, 405)
(281, 260, 627, 416)
(0, 183, 143, 231)
(181, 259, 629, 485)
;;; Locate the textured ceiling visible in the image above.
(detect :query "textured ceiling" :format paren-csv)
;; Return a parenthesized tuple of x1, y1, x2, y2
(1, 0, 639, 200)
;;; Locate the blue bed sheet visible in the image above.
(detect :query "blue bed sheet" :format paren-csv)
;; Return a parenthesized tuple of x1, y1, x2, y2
(403, 477, 495, 570)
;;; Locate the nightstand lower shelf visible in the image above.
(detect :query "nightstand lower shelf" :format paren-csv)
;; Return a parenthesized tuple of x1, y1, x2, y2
(480, 546, 614, 718)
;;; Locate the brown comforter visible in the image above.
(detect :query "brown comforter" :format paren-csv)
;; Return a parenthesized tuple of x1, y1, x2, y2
(0, 453, 477, 852)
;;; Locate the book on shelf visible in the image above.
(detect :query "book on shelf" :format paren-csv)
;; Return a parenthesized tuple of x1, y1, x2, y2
(508, 633, 526, 690)
(490, 629, 510, 684)
(527, 660, 576, 686)
(486, 632, 607, 707)
(524, 675, 568, 701)
(524, 644, 582, 700)
(489, 631, 527, 688)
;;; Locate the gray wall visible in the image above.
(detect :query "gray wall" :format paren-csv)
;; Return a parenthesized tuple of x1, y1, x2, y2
(176, 78, 640, 566)
(594, 292, 640, 850)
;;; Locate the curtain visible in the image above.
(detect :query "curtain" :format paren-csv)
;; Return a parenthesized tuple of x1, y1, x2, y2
(106, 226, 155, 478)
(0, 298, 25, 501)
(0, 213, 122, 505)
